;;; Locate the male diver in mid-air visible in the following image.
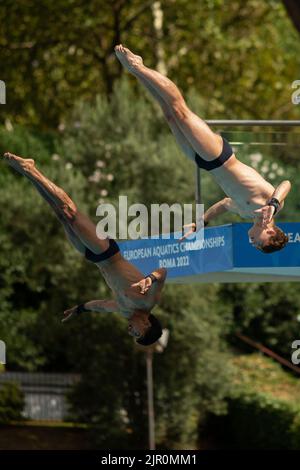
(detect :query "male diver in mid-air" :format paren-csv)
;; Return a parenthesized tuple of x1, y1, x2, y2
(115, 45, 291, 253)
(3, 152, 166, 346)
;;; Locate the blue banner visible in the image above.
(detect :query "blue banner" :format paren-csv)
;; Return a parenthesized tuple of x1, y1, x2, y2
(119, 223, 300, 280)
(119, 225, 233, 279)
(233, 222, 300, 268)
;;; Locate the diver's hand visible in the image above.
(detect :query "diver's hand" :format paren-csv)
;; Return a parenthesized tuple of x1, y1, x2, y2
(62, 306, 78, 323)
(180, 218, 206, 242)
(180, 222, 196, 241)
(130, 277, 153, 295)
(125, 277, 153, 298)
(254, 205, 275, 227)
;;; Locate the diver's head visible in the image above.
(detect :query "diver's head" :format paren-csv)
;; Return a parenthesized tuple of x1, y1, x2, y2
(128, 310, 162, 346)
(248, 221, 289, 253)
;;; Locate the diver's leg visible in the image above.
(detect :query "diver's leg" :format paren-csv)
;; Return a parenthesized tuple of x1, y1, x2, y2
(136, 75, 195, 161)
(30, 180, 86, 255)
(5, 156, 86, 254)
(115, 45, 223, 160)
(4, 152, 110, 255)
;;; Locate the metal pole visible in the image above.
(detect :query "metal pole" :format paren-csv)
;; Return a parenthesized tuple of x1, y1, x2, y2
(194, 119, 300, 208)
(206, 120, 300, 127)
(146, 350, 155, 450)
(195, 166, 202, 206)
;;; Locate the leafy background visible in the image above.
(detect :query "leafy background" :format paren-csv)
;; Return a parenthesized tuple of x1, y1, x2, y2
(0, 0, 300, 449)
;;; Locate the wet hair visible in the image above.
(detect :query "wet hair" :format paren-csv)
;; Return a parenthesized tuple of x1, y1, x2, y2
(260, 226, 289, 253)
(136, 314, 162, 346)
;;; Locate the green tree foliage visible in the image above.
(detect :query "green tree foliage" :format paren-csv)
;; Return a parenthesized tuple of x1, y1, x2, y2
(210, 354, 300, 449)
(68, 283, 232, 449)
(61, 82, 232, 448)
(0, 126, 92, 370)
(0, 382, 25, 424)
(219, 282, 300, 359)
(0, 85, 232, 447)
(0, 0, 299, 446)
(0, 0, 299, 127)
(0, 78, 299, 447)
(60, 78, 195, 207)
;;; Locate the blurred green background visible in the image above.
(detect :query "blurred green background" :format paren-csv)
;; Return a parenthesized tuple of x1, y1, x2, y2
(0, 0, 300, 450)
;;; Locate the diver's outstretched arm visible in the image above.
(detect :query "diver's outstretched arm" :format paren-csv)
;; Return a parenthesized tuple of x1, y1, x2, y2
(180, 198, 233, 241)
(62, 300, 119, 322)
(270, 180, 291, 208)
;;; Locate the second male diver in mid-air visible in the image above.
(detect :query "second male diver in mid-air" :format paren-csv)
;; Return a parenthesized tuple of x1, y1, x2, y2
(3, 152, 166, 346)
(115, 45, 291, 253)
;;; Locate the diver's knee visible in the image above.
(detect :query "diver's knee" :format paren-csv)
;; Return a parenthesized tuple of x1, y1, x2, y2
(172, 99, 190, 121)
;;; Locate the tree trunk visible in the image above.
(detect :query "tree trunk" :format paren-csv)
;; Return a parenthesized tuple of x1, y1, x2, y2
(151, 1, 167, 75)
(282, 0, 300, 33)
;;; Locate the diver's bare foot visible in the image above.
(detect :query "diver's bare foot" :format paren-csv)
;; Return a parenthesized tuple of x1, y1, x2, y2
(114, 44, 143, 73)
(4, 152, 35, 174)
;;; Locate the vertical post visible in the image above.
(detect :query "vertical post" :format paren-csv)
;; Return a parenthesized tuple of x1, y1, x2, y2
(195, 166, 202, 205)
(146, 350, 155, 450)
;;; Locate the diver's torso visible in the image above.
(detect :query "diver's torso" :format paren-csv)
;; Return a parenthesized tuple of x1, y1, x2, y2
(211, 156, 275, 218)
(97, 255, 158, 317)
